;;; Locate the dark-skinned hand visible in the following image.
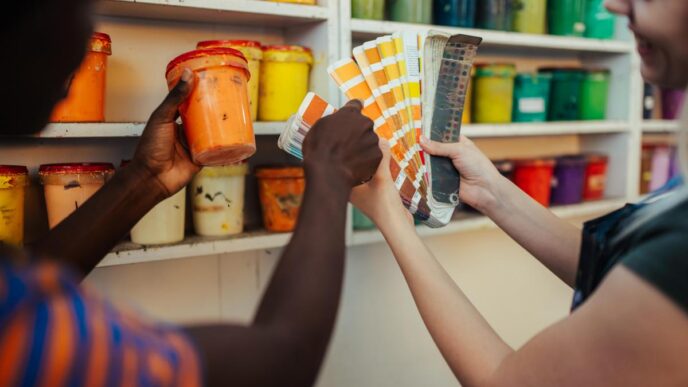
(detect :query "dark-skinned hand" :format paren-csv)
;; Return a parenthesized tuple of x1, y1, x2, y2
(302, 100, 382, 188)
(132, 68, 201, 197)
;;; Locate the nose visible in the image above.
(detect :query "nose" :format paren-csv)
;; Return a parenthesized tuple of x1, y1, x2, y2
(604, 0, 631, 16)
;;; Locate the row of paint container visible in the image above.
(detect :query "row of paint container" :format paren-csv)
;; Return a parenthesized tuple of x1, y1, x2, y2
(353, 154, 609, 230)
(354, 0, 615, 39)
(0, 164, 306, 247)
(465, 65, 610, 124)
(641, 144, 680, 195)
(643, 85, 686, 120)
(53, 33, 312, 162)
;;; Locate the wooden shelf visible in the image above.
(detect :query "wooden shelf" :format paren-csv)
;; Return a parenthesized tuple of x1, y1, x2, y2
(97, 0, 330, 26)
(350, 198, 626, 246)
(642, 120, 679, 133)
(462, 121, 628, 138)
(100, 230, 293, 267)
(36, 122, 285, 138)
(350, 19, 632, 54)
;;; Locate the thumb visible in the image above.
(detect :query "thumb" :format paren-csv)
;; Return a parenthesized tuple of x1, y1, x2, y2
(420, 135, 460, 158)
(342, 99, 363, 112)
(148, 68, 195, 126)
(375, 139, 393, 180)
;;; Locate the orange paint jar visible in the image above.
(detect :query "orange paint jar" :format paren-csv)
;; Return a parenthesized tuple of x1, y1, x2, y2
(0, 166, 28, 246)
(256, 167, 305, 232)
(166, 48, 256, 166)
(39, 163, 115, 229)
(51, 32, 112, 122)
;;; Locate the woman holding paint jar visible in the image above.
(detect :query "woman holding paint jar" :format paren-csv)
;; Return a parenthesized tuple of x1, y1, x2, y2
(353, 1, 688, 385)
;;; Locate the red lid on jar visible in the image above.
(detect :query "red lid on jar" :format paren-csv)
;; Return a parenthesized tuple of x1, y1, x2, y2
(90, 32, 112, 55)
(39, 163, 115, 174)
(197, 40, 262, 49)
(165, 48, 248, 77)
(262, 45, 312, 53)
(0, 165, 28, 175)
(514, 158, 555, 168)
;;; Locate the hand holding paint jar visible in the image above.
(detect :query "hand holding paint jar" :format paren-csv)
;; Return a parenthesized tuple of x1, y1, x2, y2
(166, 48, 256, 166)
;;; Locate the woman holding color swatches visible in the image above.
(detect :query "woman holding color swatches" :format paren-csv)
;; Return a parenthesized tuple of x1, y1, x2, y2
(353, 1, 688, 385)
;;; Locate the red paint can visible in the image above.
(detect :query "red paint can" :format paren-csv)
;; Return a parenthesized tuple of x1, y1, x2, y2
(513, 158, 555, 206)
(583, 154, 608, 201)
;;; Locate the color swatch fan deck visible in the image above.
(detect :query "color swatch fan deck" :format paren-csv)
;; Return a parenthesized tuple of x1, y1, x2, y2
(278, 31, 482, 228)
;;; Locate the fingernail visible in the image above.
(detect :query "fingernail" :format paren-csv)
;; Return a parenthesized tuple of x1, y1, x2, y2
(181, 68, 193, 83)
(419, 136, 428, 144)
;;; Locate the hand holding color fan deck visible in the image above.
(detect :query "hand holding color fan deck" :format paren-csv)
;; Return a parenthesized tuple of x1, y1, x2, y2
(278, 31, 482, 227)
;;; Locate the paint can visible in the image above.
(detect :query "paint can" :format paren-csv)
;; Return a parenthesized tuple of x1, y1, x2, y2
(582, 154, 608, 200)
(649, 145, 672, 192)
(547, 0, 585, 36)
(512, 72, 551, 122)
(551, 155, 586, 205)
(540, 67, 585, 121)
(192, 164, 248, 237)
(513, 0, 547, 34)
(580, 69, 610, 121)
(473, 64, 516, 124)
(256, 166, 305, 232)
(434, 0, 477, 27)
(0, 166, 28, 246)
(513, 158, 555, 206)
(259, 45, 313, 122)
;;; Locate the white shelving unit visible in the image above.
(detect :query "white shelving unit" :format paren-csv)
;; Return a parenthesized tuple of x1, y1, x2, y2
(351, 198, 626, 246)
(642, 119, 679, 133)
(1, 0, 649, 267)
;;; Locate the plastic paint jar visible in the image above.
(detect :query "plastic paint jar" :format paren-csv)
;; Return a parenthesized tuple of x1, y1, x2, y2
(583, 154, 608, 200)
(640, 145, 653, 195)
(661, 89, 685, 120)
(473, 64, 516, 124)
(540, 68, 585, 121)
(256, 166, 305, 232)
(0, 166, 28, 246)
(513, 0, 547, 34)
(477, 0, 516, 31)
(191, 164, 248, 237)
(547, 0, 586, 36)
(513, 158, 555, 207)
(494, 160, 515, 181)
(39, 163, 114, 229)
(512, 73, 551, 122)
(584, 0, 615, 39)
(51, 32, 112, 122)
(434, 0, 476, 27)
(130, 188, 186, 245)
(649, 146, 671, 192)
(166, 48, 255, 166)
(462, 73, 474, 124)
(353, 207, 376, 230)
(259, 45, 313, 122)
(551, 155, 586, 205)
(579, 70, 610, 120)
(197, 40, 263, 122)
(352, 0, 385, 20)
(388, 0, 432, 24)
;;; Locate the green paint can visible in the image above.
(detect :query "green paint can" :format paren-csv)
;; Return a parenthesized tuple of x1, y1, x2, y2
(540, 68, 586, 121)
(387, 0, 432, 24)
(547, 0, 586, 36)
(584, 0, 615, 39)
(352, 0, 385, 20)
(512, 73, 551, 122)
(579, 70, 610, 120)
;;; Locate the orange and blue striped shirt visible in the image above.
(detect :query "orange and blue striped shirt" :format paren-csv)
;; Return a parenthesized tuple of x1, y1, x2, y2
(0, 260, 203, 387)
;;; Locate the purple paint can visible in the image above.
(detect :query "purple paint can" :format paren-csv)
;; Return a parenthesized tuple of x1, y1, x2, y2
(649, 145, 672, 191)
(668, 146, 680, 180)
(551, 155, 587, 205)
(661, 89, 685, 120)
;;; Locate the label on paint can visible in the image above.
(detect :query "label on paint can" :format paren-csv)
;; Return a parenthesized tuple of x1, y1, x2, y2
(518, 98, 545, 114)
(574, 22, 586, 34)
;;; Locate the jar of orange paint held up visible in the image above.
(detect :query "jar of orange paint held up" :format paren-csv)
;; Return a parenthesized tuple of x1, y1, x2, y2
(51, 32, 112, 122)
(166, 48, 256, 166)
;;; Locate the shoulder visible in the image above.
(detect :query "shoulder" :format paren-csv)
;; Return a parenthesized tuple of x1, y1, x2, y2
(620, 197, 688, 313)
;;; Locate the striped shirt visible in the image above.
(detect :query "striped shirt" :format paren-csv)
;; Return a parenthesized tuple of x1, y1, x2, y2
(0, 260, 203, 387)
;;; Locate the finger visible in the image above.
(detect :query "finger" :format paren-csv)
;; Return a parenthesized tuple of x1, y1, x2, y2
(342, 99, 363, 112)
(148, 68, 195, 126)
(376, 139, 393, 178)
(419, 135, 460, 158)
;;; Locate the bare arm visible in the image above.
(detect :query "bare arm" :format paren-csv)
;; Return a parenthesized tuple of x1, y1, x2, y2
(32, 70, 200, 278)
(354, 150, 688, 386)
(185, 101, 381, 387)
(421, 136, 582, 286)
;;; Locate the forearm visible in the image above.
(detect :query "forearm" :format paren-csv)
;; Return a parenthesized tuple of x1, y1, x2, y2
(480, 175, 582, 286)
(250, 169, 350, 382)
(377, 208, 513, 387)
(32, 163, 166, 278)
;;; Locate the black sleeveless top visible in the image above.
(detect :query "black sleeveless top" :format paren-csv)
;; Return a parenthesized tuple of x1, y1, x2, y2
(573, 189, 688, 313)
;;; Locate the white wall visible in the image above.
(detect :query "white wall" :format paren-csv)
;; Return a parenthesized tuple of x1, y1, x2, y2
(86, 216, 589, 387)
